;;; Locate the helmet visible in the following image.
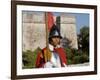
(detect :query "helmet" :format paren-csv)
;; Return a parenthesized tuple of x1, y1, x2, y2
(49, 24, 62, 39)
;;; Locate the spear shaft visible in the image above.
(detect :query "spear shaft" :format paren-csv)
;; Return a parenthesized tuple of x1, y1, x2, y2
(45, 12, 49, 48)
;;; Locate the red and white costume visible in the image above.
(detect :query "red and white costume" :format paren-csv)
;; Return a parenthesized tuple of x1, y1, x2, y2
(35, 44, 67, 68)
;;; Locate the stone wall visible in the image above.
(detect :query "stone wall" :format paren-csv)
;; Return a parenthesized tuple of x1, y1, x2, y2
(57, 14, 78, 49)
(22, 11, 46, 51)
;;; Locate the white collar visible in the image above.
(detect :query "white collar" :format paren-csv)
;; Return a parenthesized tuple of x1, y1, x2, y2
(49, 44, 61, 51)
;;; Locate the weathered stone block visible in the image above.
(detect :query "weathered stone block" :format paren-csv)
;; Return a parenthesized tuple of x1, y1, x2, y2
(22, 11, 45, 23)
(59, 14, 78, 49)
(60, 14, 76, 24)
(22, 11, 46, 51)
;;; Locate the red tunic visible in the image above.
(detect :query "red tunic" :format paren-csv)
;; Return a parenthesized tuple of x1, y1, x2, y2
(35, 47, 67, 68)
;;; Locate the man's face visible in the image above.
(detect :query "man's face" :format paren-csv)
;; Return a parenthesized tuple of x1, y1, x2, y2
(51, 37, 60, 47)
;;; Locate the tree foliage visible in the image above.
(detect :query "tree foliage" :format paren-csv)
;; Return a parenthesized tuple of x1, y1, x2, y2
(78, 26, 89, 54)
(22, 47, 41, 69)
(64, 26, 89, 64)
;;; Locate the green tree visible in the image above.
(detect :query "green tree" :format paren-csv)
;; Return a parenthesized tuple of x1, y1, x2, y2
(78, 26, 89, 54)
(22, 47, 41, 69)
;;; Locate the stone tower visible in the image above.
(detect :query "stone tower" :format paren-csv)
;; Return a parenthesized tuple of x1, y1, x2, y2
(22, 11, 46, 51)
(57, 14, 78, 49)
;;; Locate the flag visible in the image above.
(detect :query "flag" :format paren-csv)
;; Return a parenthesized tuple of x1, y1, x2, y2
(47, 12, 54, 31)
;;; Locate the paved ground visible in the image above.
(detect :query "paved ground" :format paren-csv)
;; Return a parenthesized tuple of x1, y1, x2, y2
(67, 62, 89, 67)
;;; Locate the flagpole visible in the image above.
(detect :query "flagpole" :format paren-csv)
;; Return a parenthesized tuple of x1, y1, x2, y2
(44, 12, 49, 62)
(45, 12, 49, 48)
(45, 12, 53, 63)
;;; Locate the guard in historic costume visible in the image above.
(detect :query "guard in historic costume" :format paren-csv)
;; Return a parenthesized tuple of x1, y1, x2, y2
(35, 25, 67, 68)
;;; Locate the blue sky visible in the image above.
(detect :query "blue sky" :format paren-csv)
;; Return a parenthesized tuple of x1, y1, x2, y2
(70, 13, 89, 34)
(53, 12, 89, 34)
